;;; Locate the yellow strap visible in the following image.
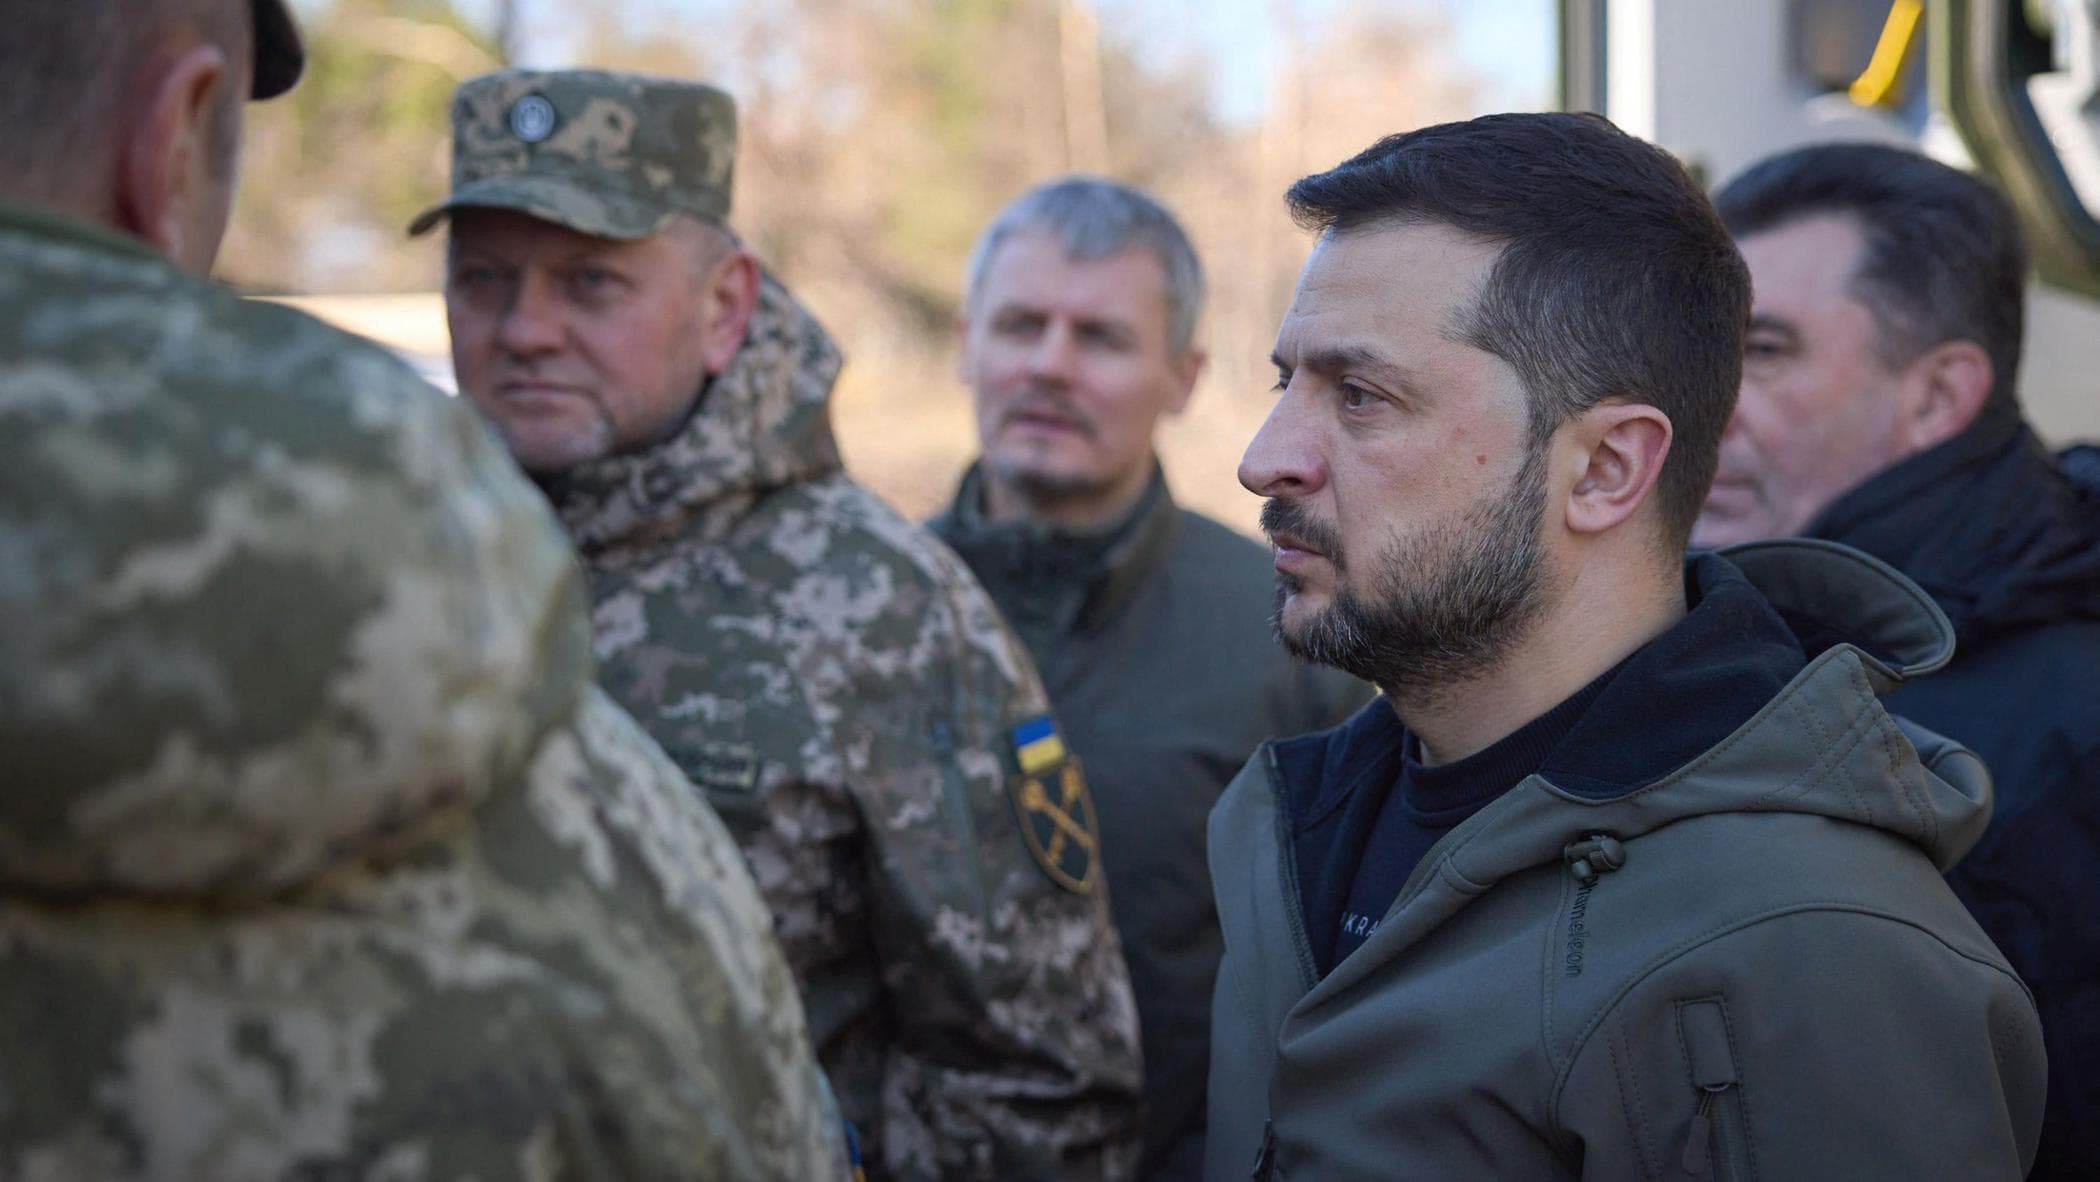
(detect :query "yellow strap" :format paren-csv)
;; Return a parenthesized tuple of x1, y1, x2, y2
(1849, 0, 1927, 109)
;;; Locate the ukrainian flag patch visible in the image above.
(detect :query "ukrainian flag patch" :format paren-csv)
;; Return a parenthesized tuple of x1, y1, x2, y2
(1007, 714, 1097, 894)
(1012, 715, 1068, 775)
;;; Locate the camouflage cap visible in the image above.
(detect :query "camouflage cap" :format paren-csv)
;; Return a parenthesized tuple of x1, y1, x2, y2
(252, 0, 304, 100)
(408, 69, 737, 240)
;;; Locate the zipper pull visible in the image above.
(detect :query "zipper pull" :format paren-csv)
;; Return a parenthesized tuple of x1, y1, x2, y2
(1562, 834, 1626, 885)
(1251, 1119, 1278, 1180)
(1677, 998, 1740, 1176)
(1680, 1088, 1716, 1175)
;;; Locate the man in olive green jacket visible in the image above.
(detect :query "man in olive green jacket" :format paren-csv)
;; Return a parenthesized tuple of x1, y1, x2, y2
(1211, 113, 2043, 1179)
(933, 177, 1364, 1181)
(1210, 541, 2044, 1178)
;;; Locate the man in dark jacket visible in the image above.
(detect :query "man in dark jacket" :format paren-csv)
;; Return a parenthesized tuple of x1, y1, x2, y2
(1698, 142, 2100, 1177)
(931, 177, 1364, 1180)
(1211, 113, 2044, 1179)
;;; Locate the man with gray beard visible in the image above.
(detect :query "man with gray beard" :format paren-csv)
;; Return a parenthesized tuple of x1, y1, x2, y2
(1203, 113, 2046, 1179)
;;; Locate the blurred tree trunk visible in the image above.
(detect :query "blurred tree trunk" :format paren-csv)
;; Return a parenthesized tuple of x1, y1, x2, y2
(493, 0, 522, 65)
(1060, 0, 1110, 172)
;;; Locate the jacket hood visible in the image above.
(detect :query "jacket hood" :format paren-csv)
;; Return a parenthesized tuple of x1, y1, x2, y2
(542, 269, 844, 555)
(1492, 540, 1983, 867)
(1269, 539, 1984, 945)
(0, 215, 592, 900)
(1807, 406, 2100, 645)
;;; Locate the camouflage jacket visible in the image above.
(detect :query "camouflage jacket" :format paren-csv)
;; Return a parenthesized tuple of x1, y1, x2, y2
(541, 273, 1143, 1181)
(0, 203, 846, 1182)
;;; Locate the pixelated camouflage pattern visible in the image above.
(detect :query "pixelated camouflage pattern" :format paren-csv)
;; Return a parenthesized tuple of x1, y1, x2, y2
(540, 269, 1144, 1181)
(408, 68, 737, 240)
(0, 202, 846, 1181)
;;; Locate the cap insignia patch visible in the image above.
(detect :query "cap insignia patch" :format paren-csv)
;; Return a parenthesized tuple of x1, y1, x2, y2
(509, 94, 558, 143)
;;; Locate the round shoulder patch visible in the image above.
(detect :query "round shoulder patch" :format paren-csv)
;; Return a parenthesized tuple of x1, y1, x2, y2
(1009, 756, 1100, 895)
(508, 94, 558, 143)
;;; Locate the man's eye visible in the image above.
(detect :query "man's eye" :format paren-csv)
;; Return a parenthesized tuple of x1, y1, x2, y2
(1340, 383, 1374, 410)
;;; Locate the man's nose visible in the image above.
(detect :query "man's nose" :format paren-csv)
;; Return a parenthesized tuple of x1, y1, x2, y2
(1719, 393, 1750, 446)
(496, 273, 565, 357)
(1239, 381, 1327, 498)
(1025, 323, 1077, 384)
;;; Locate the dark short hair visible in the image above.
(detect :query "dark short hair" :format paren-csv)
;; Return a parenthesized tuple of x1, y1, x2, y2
(1286, 112, 1751, 547)
(1713, 142, 2027, 411)
(0, 0, 249, 199)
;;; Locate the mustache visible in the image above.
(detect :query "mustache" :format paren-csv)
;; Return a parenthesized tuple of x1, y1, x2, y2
(490, 362, 590, 389)
(1259, 498, 1343, 566)
(999, 387, 1098, 438)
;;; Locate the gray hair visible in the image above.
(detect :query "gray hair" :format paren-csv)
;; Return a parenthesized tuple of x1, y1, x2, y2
(964, 175, 1206, 356)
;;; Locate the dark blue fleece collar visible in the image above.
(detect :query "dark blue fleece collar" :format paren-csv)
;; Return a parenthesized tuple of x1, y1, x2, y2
(1541, 555, 1806, 798)
(1274, 552, 1809, 823)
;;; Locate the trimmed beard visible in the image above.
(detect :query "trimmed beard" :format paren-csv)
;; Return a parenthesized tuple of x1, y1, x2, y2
(986, 454, 1114, 507)
(1267, 449, 1551, 698)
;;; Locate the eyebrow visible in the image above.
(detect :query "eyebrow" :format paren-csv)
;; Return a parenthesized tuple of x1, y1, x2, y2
(1271, 344, 1414, 387)
(1746, 313, 1803, 343)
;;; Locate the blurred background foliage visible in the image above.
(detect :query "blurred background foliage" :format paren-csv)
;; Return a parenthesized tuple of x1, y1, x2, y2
(224, 0, 1551, 524)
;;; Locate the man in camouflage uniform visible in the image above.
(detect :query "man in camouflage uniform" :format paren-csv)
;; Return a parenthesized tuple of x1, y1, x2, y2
(0, 5, 845, 1178)
(421, 69, 1145, 1181)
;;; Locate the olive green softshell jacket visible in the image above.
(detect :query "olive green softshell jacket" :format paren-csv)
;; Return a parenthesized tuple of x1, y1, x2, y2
(1206, 541, 2047, 1180)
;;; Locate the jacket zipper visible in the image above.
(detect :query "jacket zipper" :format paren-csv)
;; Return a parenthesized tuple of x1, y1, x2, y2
(1248, 746, 1313, 1182)
(1677, 999, 1748, 1179)
(1250, 1120, 1278, 1180)
(1267, 744, 1319, 993)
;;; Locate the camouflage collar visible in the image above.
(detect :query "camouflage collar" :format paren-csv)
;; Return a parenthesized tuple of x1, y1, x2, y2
(542, 269, 845, 555)
(0, 199, 168, 266)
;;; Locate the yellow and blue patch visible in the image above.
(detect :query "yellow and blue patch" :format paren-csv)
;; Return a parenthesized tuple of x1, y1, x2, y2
(1008, 715, 1098, 895)
(1013, 715, 1068, 774)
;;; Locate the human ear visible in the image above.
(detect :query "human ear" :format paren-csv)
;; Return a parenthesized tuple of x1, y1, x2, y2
(118, 43, 232, 273)
(1164, 347, 1207, 417)
(1900, 339, 1994, 453)
(697, 248, 761, 375)
(953, 313, 976, 383)
(1563, 402, 1673, 538)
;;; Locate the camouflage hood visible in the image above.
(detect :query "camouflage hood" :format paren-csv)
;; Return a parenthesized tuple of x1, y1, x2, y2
(0, 203, 594, 900)
(542, 270, 844, 555)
